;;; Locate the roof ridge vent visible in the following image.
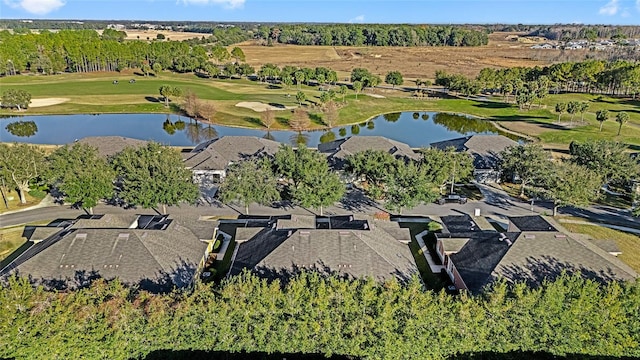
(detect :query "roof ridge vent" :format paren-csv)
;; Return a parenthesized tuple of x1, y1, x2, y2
(554, 234, 567, 238)
(525, 234, 536, 239)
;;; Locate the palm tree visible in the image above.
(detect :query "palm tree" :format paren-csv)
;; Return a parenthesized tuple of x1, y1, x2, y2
(578, 102, 589, 123)
(353, 81, 363, 100)
(616, 112, 629, 136)
(596, 109, 609, 132)
(555, 102, 566, 122)
(339, 85, 347, 103)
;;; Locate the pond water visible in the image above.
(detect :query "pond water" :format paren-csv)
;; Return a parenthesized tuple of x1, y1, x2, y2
(0, 111, 515, 148)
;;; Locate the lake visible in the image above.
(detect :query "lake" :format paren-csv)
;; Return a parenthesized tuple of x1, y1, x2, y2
(0, 112, 512, 148)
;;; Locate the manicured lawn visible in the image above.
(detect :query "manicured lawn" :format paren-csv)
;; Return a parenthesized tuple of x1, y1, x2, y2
(560, 219, 640, 273)
(0, 189, 44, 215)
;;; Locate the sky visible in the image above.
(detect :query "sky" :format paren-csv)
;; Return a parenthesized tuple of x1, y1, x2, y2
(1, 0, 640, 25)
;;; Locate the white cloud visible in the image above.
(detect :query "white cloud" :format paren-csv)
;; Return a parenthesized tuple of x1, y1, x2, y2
(348, 15, 365, 23)
(599, 0, 619, 15)
(179, 0, 245, 9)
(4, 0, 65, 15)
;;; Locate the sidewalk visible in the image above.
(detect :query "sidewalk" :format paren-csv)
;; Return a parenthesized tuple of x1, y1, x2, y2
(0, 195, 57, 217)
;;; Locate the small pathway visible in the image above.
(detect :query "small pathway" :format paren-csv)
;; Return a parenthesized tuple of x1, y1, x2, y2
(415, 230, 444, 273)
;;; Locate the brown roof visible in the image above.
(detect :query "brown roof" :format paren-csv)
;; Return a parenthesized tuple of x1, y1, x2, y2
(319, 136, 421, 164)
(430, 135, 518, 169)
(76, 136, 149, 158)
(183, 136, 281, 171)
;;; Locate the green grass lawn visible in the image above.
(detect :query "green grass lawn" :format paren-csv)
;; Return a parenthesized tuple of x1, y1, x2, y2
(398, 222, 449, 291)
(2, 72, 639, 146)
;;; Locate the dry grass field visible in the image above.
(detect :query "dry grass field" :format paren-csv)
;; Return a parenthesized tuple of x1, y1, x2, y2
(98, 29, 206, 41)
(237, 32, 592, 81)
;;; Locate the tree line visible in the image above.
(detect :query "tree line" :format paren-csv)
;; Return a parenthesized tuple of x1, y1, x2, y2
(1, 271, 639, 359)
(0, 142, 199, 215)
(456, 59, 640, 97)
(254, 24, 488, 47)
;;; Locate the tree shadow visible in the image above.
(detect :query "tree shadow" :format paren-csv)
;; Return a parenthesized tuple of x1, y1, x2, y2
(309, 112, 325, 126)
(267, 103, 286, 109)
(243, 116, 263, 127)
(337, 189, 382, 213)
(473, 102, 512, 109)
(145, 96, 160, 103)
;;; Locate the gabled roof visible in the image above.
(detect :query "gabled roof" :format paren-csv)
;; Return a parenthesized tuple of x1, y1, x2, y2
(76, 136, 149, 158)
(430, 135, 518, 169)
(318, 136, 421, 167)
(1, 215, 210, 292)
(229, 217, 418, 283)
(507, 215, 557, 232)
(184, 136, 281, 171)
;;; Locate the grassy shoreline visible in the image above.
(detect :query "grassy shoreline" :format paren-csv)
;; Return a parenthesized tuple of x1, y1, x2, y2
(2, 71, 639, 148)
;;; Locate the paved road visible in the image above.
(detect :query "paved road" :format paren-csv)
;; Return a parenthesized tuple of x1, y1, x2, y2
(1, 186, 639, 232)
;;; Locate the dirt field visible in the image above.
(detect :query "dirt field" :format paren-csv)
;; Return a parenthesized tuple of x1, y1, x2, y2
(237, 32, 591, 81)
(97, 29, 206, 41)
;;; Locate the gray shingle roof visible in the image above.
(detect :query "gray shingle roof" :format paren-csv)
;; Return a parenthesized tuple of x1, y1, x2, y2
(319, 136, 421, 168)
(430, 135, 518, 169)
(184, 136, 281, 171)
(2, 216, 210, 292)
(76, 136, 149, 158)
(230, 218, 418, 283)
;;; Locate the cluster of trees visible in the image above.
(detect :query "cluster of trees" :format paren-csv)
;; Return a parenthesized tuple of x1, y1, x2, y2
(2, 272, 640, 359)
(0, 89, 31, 111)
(500, 140, 640, 215)
(473, 59, 640, 97)
(257, 64, 339, 90)
(220, 145, 343, 215)
(254, 24, 489, 47)
(0, 142, 198, 214)
(0, 30, 211, 75)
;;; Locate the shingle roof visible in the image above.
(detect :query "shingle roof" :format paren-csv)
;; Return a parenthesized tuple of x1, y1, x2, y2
(2, 216, 210, 292)
(76, 136, 149, 158)
(430, 135, 518, 169)
(184, 136, 281, 171)
(229, 218, 418, 283)
(319, 136, 421, 168)
(507, 215, 557, 232)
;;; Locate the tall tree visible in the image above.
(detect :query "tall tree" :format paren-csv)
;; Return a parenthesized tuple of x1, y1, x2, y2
(570, 139, 640, 185)
(219, 158, 279, 214)
(345, 149, 396, 200)
(182, 89, 199, 118)
(1, 89, 31, 111)
(385, 160, 438, 214)
(567, 101, 579, 123)
(339, 85, 348, 103)
(555, 102, 566, 122)
(596, 109, 609, 132)
(352, 81, 363, 99)
(0, 143, 46, 204)
(323, 101, 339, 128)
(230, 47, 246, 64)
(46, 143, 114, 214)
(196, 101, 216, 122)
(542, 162, 602, 216)
(290, 108, 310, 131)
(111, 142, 199, 214)
(152, 62, 162, 75)
(578, 102, 590, 123)
(385, 71, 404, 88)
(261, 109, 276, 129)
(295, 91, 306, 106)
(616, 112, 629, 136)
(499, 144, 552, 198)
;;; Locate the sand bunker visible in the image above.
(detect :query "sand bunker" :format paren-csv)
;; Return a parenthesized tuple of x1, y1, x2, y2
(29, 98, 70, 108)
(235, 101, 296, 112)
(365, 93, 386, 99)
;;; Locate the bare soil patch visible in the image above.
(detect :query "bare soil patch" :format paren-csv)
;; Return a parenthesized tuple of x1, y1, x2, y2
(235, 101, 296, 112)
(29, 98, 70, 107)
(98, 29, 205, 41)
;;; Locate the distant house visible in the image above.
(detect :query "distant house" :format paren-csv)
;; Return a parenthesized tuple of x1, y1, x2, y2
(183, 136, 282, 183)
(75, 136, 149, 158)
(225, 215, 418, 284)
(318, 136, 421, 170)
(430, 134, 518, 183)
(0, 214, 214, 292)
(435, 215, 637, 293)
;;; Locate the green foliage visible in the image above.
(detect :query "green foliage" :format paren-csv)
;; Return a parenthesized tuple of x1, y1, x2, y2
(1, 273, 639, 359)
(421, 147, 473, 194)
(385, 160, 439, 213)
(542, 162, 603, 216)
(0, 143, 46, 204)
(110, 142, 199, 213)
(1, 89, 31, 110)
(499, 144, 552, 197)
(569, 139, 640, 184)
(219, 157, 280, 214)
(385, 71, 404, 88)
(616, 111, 630, 136)
(345, 149, 396, 198)
(230, 47, 246, 63)
(47, 143, 115, 212)
(28, 188, 46, 199)
(274, 145, 344, 214)
(596, 109, 609, 131)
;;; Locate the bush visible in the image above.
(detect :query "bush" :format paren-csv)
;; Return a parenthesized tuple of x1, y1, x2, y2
(28, 189, 47, 199)
(213, 239, 222, 251)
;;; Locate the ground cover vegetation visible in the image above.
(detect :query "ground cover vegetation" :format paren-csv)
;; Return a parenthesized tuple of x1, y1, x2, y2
(0, 142, 198, 214)
(1, 272, 640, 359)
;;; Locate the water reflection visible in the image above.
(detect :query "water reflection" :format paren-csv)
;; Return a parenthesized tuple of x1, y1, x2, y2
(350, 124, 360, 135)
(5, 120, 37, 137)
(319, 130, 336, 144)
(383, 113, 400, 122)
(432, 113, 495, 134)
(290, 132, 309, 147)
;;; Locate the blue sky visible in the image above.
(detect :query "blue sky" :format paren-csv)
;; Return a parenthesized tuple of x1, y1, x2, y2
(2, 0, 639, 25)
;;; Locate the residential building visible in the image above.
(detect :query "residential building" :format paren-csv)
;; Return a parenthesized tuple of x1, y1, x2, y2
(76, 136, 149, 158)
(318, 136, 421, 170)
